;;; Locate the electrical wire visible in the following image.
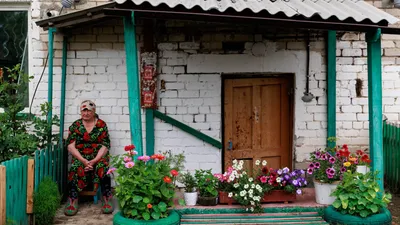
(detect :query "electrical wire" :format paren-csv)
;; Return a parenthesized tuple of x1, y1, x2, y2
(29, 6, 64, 115)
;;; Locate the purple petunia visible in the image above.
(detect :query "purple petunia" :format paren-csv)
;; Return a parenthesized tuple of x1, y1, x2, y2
(329, 157, 336, 164)
(292, 180, 298, 186)
(314, 162, 320, 168)
(284, 175, 290, 180)
(321, 154, 327, 160)
(277, 169, 283, 175)
(309, 163, 315, 169)
(296, 189, 302, 195)
(315, 151, 321, 158)
(307, 168, 314, 174)
(335, 152, 341, 158)
(340, 167, 347, 173)
(326, 168, 336, 176)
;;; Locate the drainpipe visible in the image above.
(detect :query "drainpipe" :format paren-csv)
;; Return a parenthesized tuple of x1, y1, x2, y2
(47, 27, 56, 151)
(60, 36, 67, 148)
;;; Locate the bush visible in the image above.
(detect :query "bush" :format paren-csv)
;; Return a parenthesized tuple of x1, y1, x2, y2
(33, 177, 61, 225)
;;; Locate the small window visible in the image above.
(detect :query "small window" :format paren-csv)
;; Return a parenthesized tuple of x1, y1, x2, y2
(0, 10, 29, 106)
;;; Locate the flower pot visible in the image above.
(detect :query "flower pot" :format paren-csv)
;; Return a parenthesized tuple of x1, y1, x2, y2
(356, 165, 370, 175)
(218, 191, 235, 205)
(324, 206, 392, 225)
(197, 196, 218, 206)
(314, 180, 339, 205)
(113, 210, 181, 225)
(262, 190, 297, 203)
(184, 192, 198, 206)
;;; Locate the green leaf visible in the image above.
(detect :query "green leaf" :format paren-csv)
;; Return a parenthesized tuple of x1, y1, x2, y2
(178, 199, 186, 206)
(143, 197, 150, 203)
(358, 198, 367, 206)
(368, 189, 377, 198)
(339, 193, 348, 201)
(360, 210, 369, 218)
(142, 212, 150, 220)
(133, 195, 143, 203)
(152, 190, 162, 197)
(120, 200, 126, 208)
(342, 199, 349, 209)
(158, 202, 167, 212)
(161, 185, 171, 198)
(332, 200, 341, 208)
(151, 211, 161, 220)
(369, 204, 379, 213)
(131, 209, 138, 217)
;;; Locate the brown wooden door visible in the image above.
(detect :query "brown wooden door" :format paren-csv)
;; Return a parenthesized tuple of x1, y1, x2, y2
(224, 77, 292, 172)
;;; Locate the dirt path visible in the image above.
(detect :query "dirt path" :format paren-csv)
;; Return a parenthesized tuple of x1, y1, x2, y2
(389, 194, 400, 225)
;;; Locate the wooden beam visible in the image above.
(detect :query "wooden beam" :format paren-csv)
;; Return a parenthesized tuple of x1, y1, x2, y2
(366, 28, 383, 190)
(124, 12, 144, 156)
(326, 30, 337, 149)
(26, 159, 34, 214)
(154, 110, 222, 149)
(0, 165, 5, 225)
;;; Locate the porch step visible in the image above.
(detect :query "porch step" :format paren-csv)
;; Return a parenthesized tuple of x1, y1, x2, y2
(180, 212, 328, 224)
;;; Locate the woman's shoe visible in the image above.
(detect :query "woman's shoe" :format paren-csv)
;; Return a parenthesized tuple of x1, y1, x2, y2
(64, 197, 79, 216)
(101, 195, 114, 214)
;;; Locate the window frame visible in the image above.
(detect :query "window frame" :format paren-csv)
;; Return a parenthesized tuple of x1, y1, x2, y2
(0, 2, 32, 113)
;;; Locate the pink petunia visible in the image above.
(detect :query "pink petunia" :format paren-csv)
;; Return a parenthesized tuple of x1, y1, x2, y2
(138, 155, 151, 162)
(125, 161, 135, 168)
(260, 176, 267, 183)
(124, 156, 132, 162)
(106, 167, 116, 175)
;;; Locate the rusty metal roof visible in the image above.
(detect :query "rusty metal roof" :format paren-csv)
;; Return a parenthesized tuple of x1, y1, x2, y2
(114, 0, 399, 25)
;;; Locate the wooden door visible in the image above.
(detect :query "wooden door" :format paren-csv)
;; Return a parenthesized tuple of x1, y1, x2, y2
(224, 77, 293, 172)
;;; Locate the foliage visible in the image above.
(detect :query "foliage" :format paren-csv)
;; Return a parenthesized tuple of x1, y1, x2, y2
(331, 171, 391, 218)
(0, 64, 60, 163)
(33, 177, 61, 225)
(110, 145, 183, 221)
(194, 169, 218, 198)
(179, 171, 197, 192)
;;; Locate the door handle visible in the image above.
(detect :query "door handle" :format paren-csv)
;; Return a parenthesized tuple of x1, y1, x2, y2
(227, 140, 233, 151)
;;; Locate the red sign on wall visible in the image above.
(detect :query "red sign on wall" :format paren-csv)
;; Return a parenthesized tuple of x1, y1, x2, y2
(140, 53, 157, 109)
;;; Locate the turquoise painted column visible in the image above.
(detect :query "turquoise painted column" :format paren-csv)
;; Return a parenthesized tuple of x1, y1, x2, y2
(146, 109, 154, 156)
(60, 35, 67, 147)
(123, 12, 143, 156)
(327, 30, 337, 149)
(47, 27, 56, 151)
(366, 28, 383, 190)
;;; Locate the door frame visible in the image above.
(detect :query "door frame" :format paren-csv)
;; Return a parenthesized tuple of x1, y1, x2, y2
(221, 73, 295, 172)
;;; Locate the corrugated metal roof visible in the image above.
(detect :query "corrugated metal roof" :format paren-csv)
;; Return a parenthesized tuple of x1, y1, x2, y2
(114, 0, 399, 25)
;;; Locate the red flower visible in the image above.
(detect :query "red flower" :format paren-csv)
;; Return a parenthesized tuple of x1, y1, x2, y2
(78, 180, 85, 189)
(97, 120, 106, 128)
(124, 145, 136, 151)
(356, 150, 364, 156)
(83, 132, 90, 141)
(77, 167, 85, 177)
(82, 148, 93, 155)
(151, 154, 165, 160)
(163, 176, 172, 184)
(147, 204, 152, 209)
(340, 149, 350, 157)
(261, 166, 269, 174)
(68, 172, 75, 181)
(98, 167, 104, 178)
(76, 144, 84, 149)
(343, 144, 348, 150)
(361, 154, 371, 163)
(170, 170, 179, 177)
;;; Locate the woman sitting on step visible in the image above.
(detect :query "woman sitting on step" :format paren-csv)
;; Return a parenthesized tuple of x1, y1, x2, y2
(64, 100, 113, 216)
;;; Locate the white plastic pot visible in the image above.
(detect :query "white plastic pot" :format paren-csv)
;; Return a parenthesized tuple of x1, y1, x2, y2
(314, 180, 339, 205)
(356, 165, 370, 175)
(184, 192, 198, 206)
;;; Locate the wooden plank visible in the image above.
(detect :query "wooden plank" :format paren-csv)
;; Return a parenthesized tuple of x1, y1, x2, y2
(0, 165, 6, 225)
(326, 30, 337, 149)
(224, 79, 233, 170)
(27, 159, 34, 214)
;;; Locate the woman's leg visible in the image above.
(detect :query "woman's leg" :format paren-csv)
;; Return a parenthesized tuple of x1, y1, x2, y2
(94, 156, 114, 214)
(65, 159, 86, 216)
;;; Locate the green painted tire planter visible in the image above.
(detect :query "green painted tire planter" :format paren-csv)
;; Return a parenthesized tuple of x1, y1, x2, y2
(113, 211, 181, 225)
(323, 206, 391, 225)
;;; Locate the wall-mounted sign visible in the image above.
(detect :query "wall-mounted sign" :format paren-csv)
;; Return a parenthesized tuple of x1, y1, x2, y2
(140, 52, 157, 109)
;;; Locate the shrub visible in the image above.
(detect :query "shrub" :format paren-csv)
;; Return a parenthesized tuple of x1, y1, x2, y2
(33, 177, 61, 225)
(194, 169, 218, 198)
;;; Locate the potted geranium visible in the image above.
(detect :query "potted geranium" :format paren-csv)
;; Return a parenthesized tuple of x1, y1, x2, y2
(307, 143, 351, 204)
(179, 172, 198, 206)
(110, 145, 181, 225)
(352, 149, 371, 174)
(195, 169, 218, 206)
(324, 171, 392, 225)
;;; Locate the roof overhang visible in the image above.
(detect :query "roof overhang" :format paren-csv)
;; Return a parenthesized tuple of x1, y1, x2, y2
(36, 0, 400, 34)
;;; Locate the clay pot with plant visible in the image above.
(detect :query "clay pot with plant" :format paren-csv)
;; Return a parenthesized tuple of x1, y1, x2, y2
(194, 169, 218, 206)
(179, 172, 198, 206)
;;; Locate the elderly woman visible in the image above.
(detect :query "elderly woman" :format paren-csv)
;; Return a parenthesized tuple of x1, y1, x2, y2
(64, 100, 113, 216)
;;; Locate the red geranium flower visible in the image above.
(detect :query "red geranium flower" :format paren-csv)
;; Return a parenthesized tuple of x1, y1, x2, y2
(356, 150, 364, 156)
(77, 167, 85, 177)
(163, 176, 172, 184)
(151, 154, 165, 160)
(361, 154, 371, 163)
(124, 145, 136, 151)
(147, 204, 152, 209)
(343, 144, 348, 149)
(170, 170, 179, 177)
(83, 132, 90, 141)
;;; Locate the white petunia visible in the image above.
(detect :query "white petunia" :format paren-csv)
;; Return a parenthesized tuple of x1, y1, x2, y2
(249, 193, 253, 198)
(237, 164, 243, 170)
(239, 160, 244, 166)
(276, 177, 282, 183)
(255, 160, 261, 165)
(250, 207, 254, 212)
(246, 208, 249, 211)
(248, 178, 253, 182)
(234, 183, 240, 188)
(244, 184, 249, 189)
(256, 184, 261, 189)
(249, 189, 254, 195)
(229, 174, 235, 182)
(233, 159, 238, 165)
(228, 192, 233, 198)
(244, 197, 247, 200)
(251, 184, 255, 188)
(262, 160, 267, 166)
(250, 201, 255, 205)
(242, 171, 247, 175)
(240, 191, 245, 197)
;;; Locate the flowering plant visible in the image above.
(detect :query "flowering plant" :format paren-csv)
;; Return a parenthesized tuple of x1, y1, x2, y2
(308, 144, 351, 183)
(195, 169, 218, 198)
(109, 145, 180, 220)
(349, 149, 371, 166)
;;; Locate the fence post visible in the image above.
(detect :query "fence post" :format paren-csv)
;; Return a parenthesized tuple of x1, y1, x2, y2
(0, 165, 6, 225)
(27, 159, 34, 214)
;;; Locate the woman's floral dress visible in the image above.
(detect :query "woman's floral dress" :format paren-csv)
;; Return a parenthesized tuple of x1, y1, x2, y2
(66, 118, 111, 193)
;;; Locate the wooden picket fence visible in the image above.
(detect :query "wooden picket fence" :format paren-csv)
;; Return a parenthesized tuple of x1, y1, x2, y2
(0, 145, 67, 225)
(383, 122, 400, 193)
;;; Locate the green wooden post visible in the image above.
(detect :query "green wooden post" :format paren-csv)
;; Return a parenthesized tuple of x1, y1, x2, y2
(60, 36, 67, 148)
(123, 12, 143, 156)
(146, 109, 155, 156)
(47, 28, 56, 151)
(327, 30, 337, 148)
(366, 28, 383, 190)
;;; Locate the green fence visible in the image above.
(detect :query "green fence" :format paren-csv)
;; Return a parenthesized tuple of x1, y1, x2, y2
(383, 122, 400, 193)
(0, 145, 67, 225)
